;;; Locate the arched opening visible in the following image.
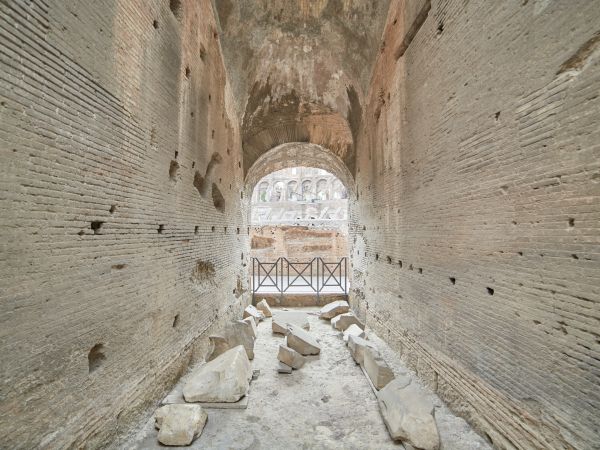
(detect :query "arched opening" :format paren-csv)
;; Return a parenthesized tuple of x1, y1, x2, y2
(245, 143, 354, 307)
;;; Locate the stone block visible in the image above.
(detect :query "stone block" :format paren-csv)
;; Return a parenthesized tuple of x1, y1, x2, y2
(343, 324, 365, 342)
(256, 299, 273, 317)
(208, 320, 255, 361)
(377, 378, 440, 450)
(277, 344, 305, 369)
(319, 300, 350, 319)
(278, 362, 292, 374)
(286, 324, 321, 355)
(154, 404, 207, 446)
(183, 345, 252, 403)
(331, 312, 364, 331)
(363, 347, 394, 389)
(243, 305, 265, 323)
(272, 311, 310, 335)
(347, 334, 375, 365)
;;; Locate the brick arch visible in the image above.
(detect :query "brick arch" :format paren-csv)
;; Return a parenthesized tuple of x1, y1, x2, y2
(244, 142, 355, 200)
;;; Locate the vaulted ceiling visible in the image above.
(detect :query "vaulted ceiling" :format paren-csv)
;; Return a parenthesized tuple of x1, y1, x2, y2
(214, 0, 391, 176)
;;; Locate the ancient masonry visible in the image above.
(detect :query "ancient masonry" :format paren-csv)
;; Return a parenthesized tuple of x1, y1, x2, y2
(1, 1, 599, 449)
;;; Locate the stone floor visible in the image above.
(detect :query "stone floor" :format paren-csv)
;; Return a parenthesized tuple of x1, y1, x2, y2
(126, 308, 491, 450)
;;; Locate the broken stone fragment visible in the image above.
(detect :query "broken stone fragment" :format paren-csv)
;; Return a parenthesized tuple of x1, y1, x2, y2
(347, 334, 376, 365)
(377, 378, 440, 450)
(343, 324, 365, 342)
(183, 345, 252, 403)
(278, 362, 292, 374)
(208, 319, 255, 361)
(243, 305, 265, 324)
(154, 404, 207, 446)
(286, 324, 321, 355)
(242, 316, 257, 338)
(272, 311, 310, 335)
(363, 347, 395, 389)
(277, 344, 305, 369)
(318, 300, 350, 319)
(256, 299, 273, 317)
(331, 312, 364, 331)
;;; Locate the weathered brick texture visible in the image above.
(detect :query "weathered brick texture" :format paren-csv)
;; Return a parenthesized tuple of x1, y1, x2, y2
(351, 1, 600, 449)
(0, 1, 248, 448)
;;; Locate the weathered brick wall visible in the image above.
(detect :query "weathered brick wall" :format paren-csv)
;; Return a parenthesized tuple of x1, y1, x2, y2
(352, 1, 600, 449)
(0, 1, 248, 448)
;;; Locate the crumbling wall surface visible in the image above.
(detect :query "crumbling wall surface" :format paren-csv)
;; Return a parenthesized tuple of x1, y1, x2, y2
(353, 0, 600, 449)
(0, 0, 248, 448)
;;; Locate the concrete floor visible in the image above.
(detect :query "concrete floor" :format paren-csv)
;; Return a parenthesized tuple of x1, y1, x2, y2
(127, 308, 491, 450)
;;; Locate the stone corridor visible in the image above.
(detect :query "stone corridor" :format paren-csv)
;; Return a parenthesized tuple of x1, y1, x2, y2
(1, 0, 599, 449)
(127, 308, 490, 450)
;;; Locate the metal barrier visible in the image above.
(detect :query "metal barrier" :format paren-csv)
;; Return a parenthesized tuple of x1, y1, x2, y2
(251, 257, 348, 301)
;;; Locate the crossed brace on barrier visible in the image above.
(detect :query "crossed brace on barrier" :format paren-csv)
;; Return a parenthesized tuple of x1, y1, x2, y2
(251, 257, 348, 300)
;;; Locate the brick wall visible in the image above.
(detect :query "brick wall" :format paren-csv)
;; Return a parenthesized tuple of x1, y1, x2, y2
(0, 1, 248, 448)
(352, 1, 600, 448)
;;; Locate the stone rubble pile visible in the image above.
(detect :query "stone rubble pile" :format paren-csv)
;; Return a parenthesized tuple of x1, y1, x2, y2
(318, 300, 440, 450)
(154, 302, 274, 446)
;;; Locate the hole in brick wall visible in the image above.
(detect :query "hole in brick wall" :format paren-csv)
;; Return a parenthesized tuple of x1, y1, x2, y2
(518, 251, 523, 256)
(450, 277, 456, 284)
(153, 19, 158, 29)
(487, 287, 495, 295)
(78, 230, 85, 236)
(241, 253, 244, 260)
(408, 264, 413, 270)
(190, 111, 194, 117)
(172, 314, 180, 328)
(109, 205, 116, 214)
(375, 254, 379, 261)
(158, 224, 164, 234)
(247, 227, 250, 234)
(174, 151, 178, 158)
(238, 161, 241, 168)
(88, 344, 106, 374)
(194, 225, 199, 234)
(199, 44, 206, 61)
(386, 256, 392, 263)
(212, 183, 225, 212)
(192, 161, 195, 168)
(211, 226, 215, 232)
(223, 226, 227, 233)
(398, 260, 403, 268)
(495, 111, 501, 120)
(226, 148, 230, 155)
(185, 66, 191, 78)
(91, 221, 103, 235)
(211, 130, 215, 139)
(572, 253, 579, 260)
(533, 320, 541, 325)
(169, 0, 183, 20)
(208, 94, 212, 102)
(437, 21, 444, 34)
(236, 227, 240, 234)
(111, 264, 127, 270)
(418, 268, 423, 274)
(568, 218, 575, 227)
(169, 160, 179, 181)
